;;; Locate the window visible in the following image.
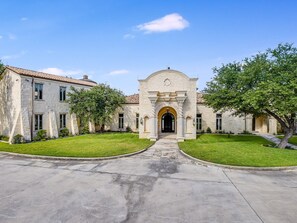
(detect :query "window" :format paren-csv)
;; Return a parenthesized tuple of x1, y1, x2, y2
(35, 83, 43, 100)
(216, 114, 222, 131)
(196, 114, 202, 131)
(60, 87, 66, 101)
(34, 114, 43, 130)
(60, 114, 66, 129)
(136, 113, 139, 129)
(119, 113, 124, 129)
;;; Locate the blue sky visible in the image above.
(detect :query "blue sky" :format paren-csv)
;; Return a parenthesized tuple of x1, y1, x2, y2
(1, 0, 297, 95)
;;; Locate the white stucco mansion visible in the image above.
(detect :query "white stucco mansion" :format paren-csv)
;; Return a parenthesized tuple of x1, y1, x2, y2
(0, 66, 277, 143)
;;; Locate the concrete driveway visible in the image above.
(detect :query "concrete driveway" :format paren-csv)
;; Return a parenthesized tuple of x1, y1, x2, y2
(0, 139, 297, 223)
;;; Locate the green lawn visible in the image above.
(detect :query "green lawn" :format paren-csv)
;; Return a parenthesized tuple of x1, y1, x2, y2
(179, 134, 297, 167)
(0, 133, 153, 158)
(277, 135, 297, 145)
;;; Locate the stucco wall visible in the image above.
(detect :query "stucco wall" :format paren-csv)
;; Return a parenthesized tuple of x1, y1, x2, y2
(109, 104, 139, 132)
(0, 70, 21, 138)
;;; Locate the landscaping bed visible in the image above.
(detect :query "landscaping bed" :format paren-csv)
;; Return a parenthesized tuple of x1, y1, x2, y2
(0, 133, 153, 158)
(179, 134, 297, 167)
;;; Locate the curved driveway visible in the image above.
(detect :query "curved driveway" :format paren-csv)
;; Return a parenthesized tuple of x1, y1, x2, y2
(1, 139, 297, 223)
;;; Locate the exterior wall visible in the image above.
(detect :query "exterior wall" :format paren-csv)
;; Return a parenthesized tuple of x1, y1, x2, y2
(138, 70, 197, 141)
(196, 104, 248, 134)
(110, 104, 139, 132)
(0, 70, 21, 141)
(0, 69, 93, 142)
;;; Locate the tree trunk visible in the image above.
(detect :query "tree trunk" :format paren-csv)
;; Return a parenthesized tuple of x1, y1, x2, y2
(278, 128, 294, 149)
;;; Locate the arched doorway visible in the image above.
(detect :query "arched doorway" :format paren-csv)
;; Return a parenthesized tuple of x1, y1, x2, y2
(161, 113, 175, 132)
(158, 107, 177, 134)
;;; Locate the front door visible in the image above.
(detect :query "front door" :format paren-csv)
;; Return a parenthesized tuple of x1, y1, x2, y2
(162, 113, 175, 133)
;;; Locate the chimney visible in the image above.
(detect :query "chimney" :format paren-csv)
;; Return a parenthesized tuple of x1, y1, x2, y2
(83, 74, 88, 80)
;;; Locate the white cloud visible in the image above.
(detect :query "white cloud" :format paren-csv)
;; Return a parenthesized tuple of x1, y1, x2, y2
(39, 67, 83, 78)
(21, 17, 28, 21)
(0, 35, 3, 39)
(1, 51, 26, 60)
(123, 34, 135, 39)
(137, 13, 189, 34)
(8, 33, 16, 40)
(108, 69, 130, 76)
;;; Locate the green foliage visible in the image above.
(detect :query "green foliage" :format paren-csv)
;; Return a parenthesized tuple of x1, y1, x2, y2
(0, 60, 5, 80)
(13, 134, 24, 144)
(241, 130, 252, 135)
(0, 135, 9, 141)
(33, 130, 47, 141)
(204, 43, 297, 148)
(126, 126, 132, 132)
(67, 84, 125, 130)
(59, 128, 70, 137)
(80, 125, 90, 135)
(206, 127, 212, 133)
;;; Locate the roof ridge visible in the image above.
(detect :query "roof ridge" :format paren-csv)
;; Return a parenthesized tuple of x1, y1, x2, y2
(6, 65, 97, 87)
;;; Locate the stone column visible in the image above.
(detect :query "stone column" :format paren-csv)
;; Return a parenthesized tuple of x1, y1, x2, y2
(149, 100, 157, 141)
(177, 100, 185, 142)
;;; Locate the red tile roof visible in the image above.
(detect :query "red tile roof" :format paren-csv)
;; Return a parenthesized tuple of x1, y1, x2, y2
(125, 94, 139, 104)
(6, 65, 97, 87)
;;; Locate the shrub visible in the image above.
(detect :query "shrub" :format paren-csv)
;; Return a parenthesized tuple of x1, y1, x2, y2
(80, 126, 90, 135)
(241, 130, 252, 135)
(33, 130, 47, 141)
(200, 130, 205, 134)
(206, 127, 212, 133)
(126, 126, 132, 132)
(0, 135, 9, 141)
(59, 128, 70, 137)
(13, 134, 24, 144)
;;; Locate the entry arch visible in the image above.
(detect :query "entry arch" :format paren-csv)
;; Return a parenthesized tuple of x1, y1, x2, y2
(157, 106, 177, 134)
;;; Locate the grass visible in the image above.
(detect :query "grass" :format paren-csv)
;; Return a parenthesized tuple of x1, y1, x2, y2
(179, 134, 297, 167)
(277, 135, 297, 145)
(0, 133, 154, 158)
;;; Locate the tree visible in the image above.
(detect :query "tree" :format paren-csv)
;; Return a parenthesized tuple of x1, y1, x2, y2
(68, 84, 125, 131)
(204, 43, 297, 148)
(0, 60, 5, 80)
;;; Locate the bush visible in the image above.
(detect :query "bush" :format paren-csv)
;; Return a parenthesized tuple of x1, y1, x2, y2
(59, 128, 70, 137)
(201, 130, 205, 134)
(13, 134, 24, 144)
(33, 130, 47, 141)
(80, 126, 90, 135)
(0, 135, 9, 141)
(126, 126, 132, 132)
(241, 130, 252, 135)
(206, 127, 212, 133)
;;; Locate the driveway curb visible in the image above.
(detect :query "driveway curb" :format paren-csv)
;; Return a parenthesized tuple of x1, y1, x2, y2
(178, 149, 297, 171)
(0, 145, 151, 161)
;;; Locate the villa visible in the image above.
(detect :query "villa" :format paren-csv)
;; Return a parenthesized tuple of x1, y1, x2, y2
(0, 66, 277, 143)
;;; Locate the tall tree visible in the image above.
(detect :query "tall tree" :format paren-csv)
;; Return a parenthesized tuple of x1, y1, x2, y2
(68, 84, 125, 131)
(204, 43, 297, 148)
(0, 60, 5, 79)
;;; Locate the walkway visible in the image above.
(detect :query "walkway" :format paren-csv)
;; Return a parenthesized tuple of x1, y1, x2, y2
(1, 139, 297, 222)
(256, 133, 297, 149)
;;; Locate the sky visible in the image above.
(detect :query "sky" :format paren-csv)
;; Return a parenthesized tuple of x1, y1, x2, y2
(1, 0, 297, 95)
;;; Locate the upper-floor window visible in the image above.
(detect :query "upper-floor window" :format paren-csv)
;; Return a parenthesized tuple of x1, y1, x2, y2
(34, 114, 43, 130)
(136, 113, 139, 129)
(119, 113, 124, 129)
(196, 114, 202, 131)
(60, 87, 66, 101)
(35, 83, 43, 100)
(60, 114, 66, 128)
(216, 114, 222, 131)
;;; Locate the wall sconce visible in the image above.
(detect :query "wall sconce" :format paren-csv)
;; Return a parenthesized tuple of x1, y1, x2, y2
(140, 117, 143, 125)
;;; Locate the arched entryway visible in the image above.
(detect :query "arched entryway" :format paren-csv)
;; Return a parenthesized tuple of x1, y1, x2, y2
(158, 107, 177, 135)
(161, 113, 175, 132)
